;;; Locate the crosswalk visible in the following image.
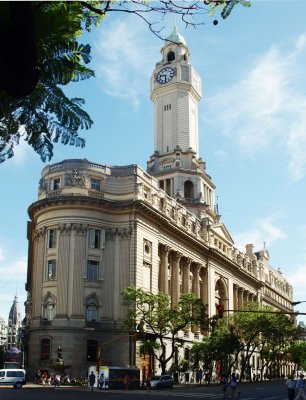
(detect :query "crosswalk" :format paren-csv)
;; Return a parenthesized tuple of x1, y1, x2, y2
(141, 390, 289, 400)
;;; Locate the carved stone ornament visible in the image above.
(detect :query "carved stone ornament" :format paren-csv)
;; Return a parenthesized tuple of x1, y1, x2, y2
(34, 226, 47, 240)
(64, 169, 87, 188)
(38, 178, 48, 194)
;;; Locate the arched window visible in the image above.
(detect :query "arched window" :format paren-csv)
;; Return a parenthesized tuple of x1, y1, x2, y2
(167, 51, 175, 62)
(43, 295, 55, 320)
(41, 338, 51, 360)
(86, 297, 99, 322)
(184, 180, 194, 200)
(87, 339, 98, 362)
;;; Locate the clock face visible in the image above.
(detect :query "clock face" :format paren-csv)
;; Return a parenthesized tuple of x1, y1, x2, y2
(156, 67, 175, 84)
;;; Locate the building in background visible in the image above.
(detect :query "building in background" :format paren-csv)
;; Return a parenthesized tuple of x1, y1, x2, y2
(7, 295, 22, 350)
(0, 317, 6, 346)
(24, 27, 294, 379)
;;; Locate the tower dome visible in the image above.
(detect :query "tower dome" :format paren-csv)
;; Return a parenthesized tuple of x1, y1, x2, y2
(8, 295, 21, 326)
(165, 24, 186, 45)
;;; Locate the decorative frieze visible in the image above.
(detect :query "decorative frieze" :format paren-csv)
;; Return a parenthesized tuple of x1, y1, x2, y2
(64, 169, 87, 188)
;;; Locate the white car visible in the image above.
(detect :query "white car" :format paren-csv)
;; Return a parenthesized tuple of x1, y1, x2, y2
(0, 369, 26, 389)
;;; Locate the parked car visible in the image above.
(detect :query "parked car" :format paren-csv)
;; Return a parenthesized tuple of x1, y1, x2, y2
(150, 375, 174, 389)
(0, 369, 26, 389)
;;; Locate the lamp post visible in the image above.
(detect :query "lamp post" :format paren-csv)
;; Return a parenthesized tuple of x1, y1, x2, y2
(292, 301, 306, 306)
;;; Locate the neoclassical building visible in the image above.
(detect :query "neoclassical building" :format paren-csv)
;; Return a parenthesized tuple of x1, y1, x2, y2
(25, 27, 293, 378)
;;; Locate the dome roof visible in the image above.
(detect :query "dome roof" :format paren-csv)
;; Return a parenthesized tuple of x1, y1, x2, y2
(8, 296, 21, 326)
(166, 25, 186, 45)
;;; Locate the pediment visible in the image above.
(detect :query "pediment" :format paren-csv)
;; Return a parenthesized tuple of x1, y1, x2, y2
(210, 223, 234, 246)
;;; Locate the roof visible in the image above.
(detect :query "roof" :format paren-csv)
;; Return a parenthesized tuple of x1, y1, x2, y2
(166, 25, 186, 45)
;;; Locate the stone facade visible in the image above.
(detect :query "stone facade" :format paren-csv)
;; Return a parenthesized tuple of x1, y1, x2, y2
(25, 28, 293, 379)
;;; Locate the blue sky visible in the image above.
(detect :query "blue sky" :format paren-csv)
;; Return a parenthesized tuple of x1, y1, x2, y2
(1, 0, 306, 324)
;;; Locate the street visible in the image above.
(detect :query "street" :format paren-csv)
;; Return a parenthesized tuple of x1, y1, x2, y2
(0, 381, 291, 400)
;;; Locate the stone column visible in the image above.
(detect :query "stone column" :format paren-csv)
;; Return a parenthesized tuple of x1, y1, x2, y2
(207, 262, 215, 317)
(182, 258, 191, 294)
(238, 288, 244, 310)
(192, 264, 200, 298)
(171, 252, 182, 307)
(233, 285, 239, 310)
(227, 277, 234, 312)
(33, 228, 46, 318)
(159, 245, 170, 294)
(200, 265, 208, 305)
(113, 230, 120, 322)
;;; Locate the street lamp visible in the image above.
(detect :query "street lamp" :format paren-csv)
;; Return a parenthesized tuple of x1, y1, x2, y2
(292, 301, 306, 306)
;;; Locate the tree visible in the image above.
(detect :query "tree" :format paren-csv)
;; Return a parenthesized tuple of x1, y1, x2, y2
(121, 286, 208, 374)
(257, 312, 296, 379)
(287, 341, 306, 373)
(0, 2, 99, 163)
(0, 1, 251, 164)
(230, 302, 296, 381)
(191, 325, 241, 382)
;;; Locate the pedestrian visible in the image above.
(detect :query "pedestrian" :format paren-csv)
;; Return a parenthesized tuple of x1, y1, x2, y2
(198, 369, 203, 385)
(89, 371, 96, 392)
(220, 376, 228, 399)
(123, 374, 130, 390)
(98, 373, 104, 390)
(229, 373, 240, 398)
(54, 373, 61, 388)
(285, 374, 296, 400)
(146, 376, 151, 391)
(35, 369, 41, 384)
(295, 374, 306, 400)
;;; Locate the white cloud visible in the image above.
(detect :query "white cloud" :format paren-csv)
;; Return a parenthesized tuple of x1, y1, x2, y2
(233, 214, 287, 252)
(206, 34, 306, 181)
(93, 19, 159, 109)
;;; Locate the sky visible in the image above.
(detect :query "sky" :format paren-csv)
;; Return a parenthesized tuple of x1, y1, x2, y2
(0, 0, 306, 325)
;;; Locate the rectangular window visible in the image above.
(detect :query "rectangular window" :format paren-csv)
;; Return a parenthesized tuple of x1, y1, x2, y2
(46, 260, 56, 280)
(88, 229, 101, 249)
(91, 178, 101, 191)
(41, 338, 51, 360)
(87, 260, 99, 281)
(53, 178, 60, 190)
(47, 229, 57, 248)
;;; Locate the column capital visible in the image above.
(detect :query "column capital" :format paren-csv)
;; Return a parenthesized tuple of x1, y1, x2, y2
(159, 243, 171, 254)
(172, 252, 183, 262)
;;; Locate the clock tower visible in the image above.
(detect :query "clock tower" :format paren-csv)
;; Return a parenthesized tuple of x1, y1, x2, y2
(147, 26, 218, 221)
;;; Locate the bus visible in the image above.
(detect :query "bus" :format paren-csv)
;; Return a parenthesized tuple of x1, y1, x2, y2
(88, 366, 140, 389)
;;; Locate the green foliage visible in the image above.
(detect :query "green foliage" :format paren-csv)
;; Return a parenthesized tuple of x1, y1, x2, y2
(0, 2, 101, 163)
(230, 302, 297, 379)
(287, 341, 306, 371)
(191, 325, 241, 380)
(208, 0, 251, 19)
(121, 286, 208, 374)
(193, 302, 300, 381)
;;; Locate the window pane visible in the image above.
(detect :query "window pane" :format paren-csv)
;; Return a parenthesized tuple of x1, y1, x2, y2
(44, 300, 54, 320)
(87, 260, 98, 280)
(91, 178, 101, 191)
(89, 229, 101, 248)
(41, 338, 51, 360)
(94, 230, 100, 248)
(87, 305, 98, 322)
(53, 178, 60, 190)
(47, 260, 56, 280)
(48, 229, 56, 248)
